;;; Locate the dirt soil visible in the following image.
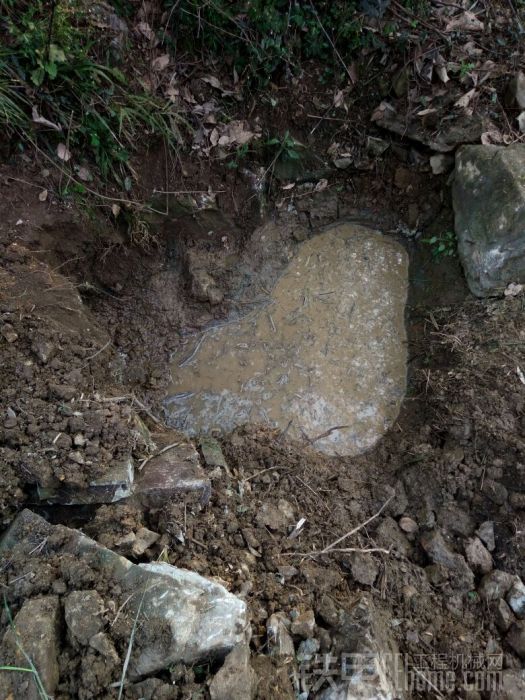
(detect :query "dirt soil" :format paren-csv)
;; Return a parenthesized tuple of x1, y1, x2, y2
(2, 18, 525, 697)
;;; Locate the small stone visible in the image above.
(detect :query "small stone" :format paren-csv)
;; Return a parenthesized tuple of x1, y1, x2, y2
(297, 637, 320, 663)
(209, 644, 256, 700)
(399, 516, 418, 534)
(199, 436, 229, 470)
(133, 439, 210, 507)
(494, 599, 514, 632)
(277, 565, 298, 580)
(32, 339, 55, 363)
(420, 529, 474, 590)
(430, 154, 454, 175)
(506, 621, 525, 658)
(64, 590, 105, 645)
(506, 72, 525, 110)
(317, 595, 339, 628)
(290, 609, 316, 639)
(437, 503, 475, 537)
(132, 527, 160, 557)
(425, 564, 449, 585)
(476, 521, 495, 552)
(376, 516, 411, 556)
(1, 323, 18, 343)
(73, 433, 86, 447)
(348, 551, 379, 587)
(465, 537, 493, 575)
(478, 570, 517, 602)
(507, 579, 525, 618)
(49, 383, 76, 401)
(68, 450, 85, 465)
(89, 632, 119, 663)
(482, 479, 508, 505)
(509, 492, 525, 509)
(402, 584, 418, 601)
(267, 613, 294, 658)
(0, 596, 60, 700)
(367, 136, 389, 157)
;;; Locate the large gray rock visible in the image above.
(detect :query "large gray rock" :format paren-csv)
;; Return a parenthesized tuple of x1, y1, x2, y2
(0, 510, 248, 678)
(453, 145, 525, 296)
(0, 596, 60, 700)
(166, 224, 408, 456)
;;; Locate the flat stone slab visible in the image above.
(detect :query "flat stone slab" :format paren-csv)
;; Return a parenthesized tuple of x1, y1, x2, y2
(454, 145, 525, 296)
(133, 437, 211, 506)
(165, 224, 408, 456)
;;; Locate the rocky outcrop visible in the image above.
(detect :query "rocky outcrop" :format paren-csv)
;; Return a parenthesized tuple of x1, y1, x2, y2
(453, 145, 525, 296)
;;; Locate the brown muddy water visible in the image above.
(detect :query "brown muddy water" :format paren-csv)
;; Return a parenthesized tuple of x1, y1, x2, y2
(164, 223, 408, 456)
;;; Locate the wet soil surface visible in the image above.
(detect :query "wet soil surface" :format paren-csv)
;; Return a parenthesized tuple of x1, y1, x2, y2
(1, 138, 525, 699)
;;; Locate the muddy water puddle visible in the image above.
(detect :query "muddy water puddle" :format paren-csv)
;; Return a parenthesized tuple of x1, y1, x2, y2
(165, 223, 408, 456)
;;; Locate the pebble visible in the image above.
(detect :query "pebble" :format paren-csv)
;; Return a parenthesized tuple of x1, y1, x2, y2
(494, 598, 514, 632)
(476, 521, 495, 552)
(507, 579, 525, 618)
(1, 323, 18, 343)
(399, 516, 418, 533)
(481, 479, 508, 505)
(506, 621, 525, 658)
(290, 609, 316, 639)
(478, 570, 517, 602)
(464, 537, 493, 575)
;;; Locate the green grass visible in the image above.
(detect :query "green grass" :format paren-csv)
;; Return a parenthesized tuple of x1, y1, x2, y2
(0, 0, 188, 190)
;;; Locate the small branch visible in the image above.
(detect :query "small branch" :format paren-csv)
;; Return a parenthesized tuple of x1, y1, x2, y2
(307, 0, 356, 84)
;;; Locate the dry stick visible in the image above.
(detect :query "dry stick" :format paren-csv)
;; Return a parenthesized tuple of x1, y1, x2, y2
(390, 0, 449, 40)
(81, 339, 112, 366)
(307, 0, 355, 84)
(132, 395, 163, 426)
(286, 495, 393, 558)
(138, 442, 182, 471)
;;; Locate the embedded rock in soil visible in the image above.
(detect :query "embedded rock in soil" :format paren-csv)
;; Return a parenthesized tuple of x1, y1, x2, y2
(37, 457, 134, 505)
(166, 224, 408, 456)
(64, 590, 105, 645)
(267, 613, 295, 658)
(478, 570, 517, 602)
(507, 579, 525, 619)
(453, 145, 525, 297)
(420, 530, 474, 590)
(325, 594, 408, 699)
(208, 643, 256, 700)
(132, 437, 211, 507)
(0, 595, 60, 700)
(0, 510, 248, 678)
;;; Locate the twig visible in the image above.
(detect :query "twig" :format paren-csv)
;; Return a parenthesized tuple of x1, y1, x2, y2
(179, 333, 207, 367)
(132, 395, 163, 426)
(117, 588, 147, 700)
(307, 0, 356, 84)
(138, 442, 182, 471)
(81, 339, 111, 366)
(285, 496, 393, 558)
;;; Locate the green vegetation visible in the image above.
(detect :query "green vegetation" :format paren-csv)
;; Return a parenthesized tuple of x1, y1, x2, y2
(0, 0, 186, 188)
(423, 231, 457, 259)
(165, 0, 365, 86)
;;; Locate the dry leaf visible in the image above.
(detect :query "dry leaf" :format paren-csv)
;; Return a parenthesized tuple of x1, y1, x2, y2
(111, 204, 121, 217)
(31, 106, 62, 132)
(209, 128, 220, 147)
(201, 75, 222, 90)
(517, 112, 525, 133)
(314, 178, 328, 192)
(445, 11, 484, 33)
(517, 366, 525, 385)
(56, 143, 71, 162)
(455, 89, 476, 109)
(334, 90, 344, 108)
(505, 283, 523, 297)
(38, 189, 48, 202)
(435, 64, 449, 84)
(281, 183, 295, 190)
(151, 54, 170, 71)
(136, 22, 154, 41)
